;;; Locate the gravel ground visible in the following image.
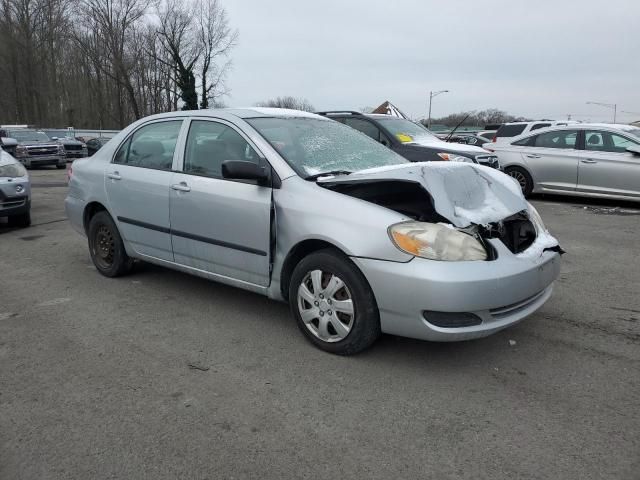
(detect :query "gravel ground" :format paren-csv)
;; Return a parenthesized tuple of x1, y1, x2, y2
(1, 168, 639, 479)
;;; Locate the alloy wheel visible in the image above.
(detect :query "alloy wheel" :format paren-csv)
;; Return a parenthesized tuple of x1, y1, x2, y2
(297, 269, 355, 343)
(508, 170, 528, 192)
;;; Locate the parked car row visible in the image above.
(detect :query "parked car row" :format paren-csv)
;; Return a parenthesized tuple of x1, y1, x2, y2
(65, 108, 562, 354)
(0, 126, 113, 169)
(485, 123, 640, 201)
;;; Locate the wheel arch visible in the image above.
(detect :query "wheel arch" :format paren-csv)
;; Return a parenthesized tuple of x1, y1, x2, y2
(280, 239, 347, 301)
(83, 201, 109, 234)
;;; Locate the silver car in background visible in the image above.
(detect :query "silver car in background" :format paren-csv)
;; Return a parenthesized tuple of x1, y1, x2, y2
(0, 150, 31, 227)
(487, 123, 640, 200)
(65, 108, 562, 355)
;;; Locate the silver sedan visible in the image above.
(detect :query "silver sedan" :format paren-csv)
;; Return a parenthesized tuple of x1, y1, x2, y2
(65, 108, 562, 354)
(486, 123, 640, 201)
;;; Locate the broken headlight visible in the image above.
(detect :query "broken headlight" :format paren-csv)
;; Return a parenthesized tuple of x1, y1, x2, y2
(526, 203, 546, 233)
(389, 222, 487, 261)
(0, 162, 28, 178)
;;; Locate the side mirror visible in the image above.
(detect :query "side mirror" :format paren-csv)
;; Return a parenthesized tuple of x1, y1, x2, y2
(626, 144, 640, 156)
(222, 160, 269, 184)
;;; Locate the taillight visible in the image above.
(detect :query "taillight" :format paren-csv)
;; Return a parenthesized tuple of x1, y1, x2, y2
(492, 136, 497, 142)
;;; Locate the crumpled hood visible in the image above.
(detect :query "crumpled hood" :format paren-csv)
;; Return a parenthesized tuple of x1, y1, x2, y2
(318, 162, 528, 228)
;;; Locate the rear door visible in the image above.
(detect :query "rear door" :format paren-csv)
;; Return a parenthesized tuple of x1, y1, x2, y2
(577, 130, 640, 198)
(105, 119, 185, 261)
(520, 129, 580, 192)
(169, 118, 272, 287)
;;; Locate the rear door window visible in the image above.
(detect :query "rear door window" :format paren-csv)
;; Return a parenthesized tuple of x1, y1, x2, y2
(114, 120, 183, 170)
(495, 124, 527, 138)
(533, 130, 578, 149)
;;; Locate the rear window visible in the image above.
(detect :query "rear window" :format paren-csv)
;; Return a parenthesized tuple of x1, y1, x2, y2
(495, 124, 527, 138)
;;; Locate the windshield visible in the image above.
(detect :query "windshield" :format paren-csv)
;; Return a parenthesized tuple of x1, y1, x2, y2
(376, 118, 439, 144)
(8, 130, 51, 143)
(246, 117, 408, 177)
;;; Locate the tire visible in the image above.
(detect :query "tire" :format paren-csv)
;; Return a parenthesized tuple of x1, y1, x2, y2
(505, 166, 533, 197)
(8, 210, 31, 228)
(87, 211, 134, 277)
(289, 249, 381, 355)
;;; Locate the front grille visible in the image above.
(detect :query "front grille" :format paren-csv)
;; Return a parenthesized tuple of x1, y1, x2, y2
(64, 144, 82, 151)
(475, 155, 500, 169)
(481, 213, 536, 254)
(27, 146, 58, 156)
(0, 198, 26, 210)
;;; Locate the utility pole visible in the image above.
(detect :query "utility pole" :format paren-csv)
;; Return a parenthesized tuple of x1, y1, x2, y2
(427, 90, 449, 129)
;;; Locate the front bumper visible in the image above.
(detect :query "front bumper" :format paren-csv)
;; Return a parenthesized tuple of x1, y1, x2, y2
(352, 239, 561, 341)
(0, 177, 31, 217)
(18, 155, 65, 167)
(65, 150, 88, 159)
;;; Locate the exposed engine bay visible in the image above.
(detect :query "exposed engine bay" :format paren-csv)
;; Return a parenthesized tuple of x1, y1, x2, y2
(321, 179, 542, 256)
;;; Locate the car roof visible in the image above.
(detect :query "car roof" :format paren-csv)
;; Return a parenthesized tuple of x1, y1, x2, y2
(133, 107, 326, 124)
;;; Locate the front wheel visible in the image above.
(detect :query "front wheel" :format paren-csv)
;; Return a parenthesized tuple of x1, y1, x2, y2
(289, 249, 381, 355)
(88, 211, 134, 277)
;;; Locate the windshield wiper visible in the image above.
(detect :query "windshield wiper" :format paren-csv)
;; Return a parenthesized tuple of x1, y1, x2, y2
(305, 170, 352, 181)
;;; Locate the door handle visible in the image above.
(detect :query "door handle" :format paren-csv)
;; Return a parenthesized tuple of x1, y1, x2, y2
(107, 171, 121, 180)
(526, 154, 541, 159)
(581, 159, 598, 164)
(171, 182, 191, 192)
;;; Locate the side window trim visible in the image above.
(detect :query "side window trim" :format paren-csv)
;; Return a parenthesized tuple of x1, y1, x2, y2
(111, 118, 185, 171)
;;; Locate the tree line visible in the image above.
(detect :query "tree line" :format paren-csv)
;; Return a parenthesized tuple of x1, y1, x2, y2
(0, 0, 237, 129)
(424, 109, 529, 127)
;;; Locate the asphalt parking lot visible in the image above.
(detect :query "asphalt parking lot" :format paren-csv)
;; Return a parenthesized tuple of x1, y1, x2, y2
(1, 168, 639, 479)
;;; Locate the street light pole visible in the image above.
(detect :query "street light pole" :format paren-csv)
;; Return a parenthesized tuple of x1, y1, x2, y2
(427, 89, 449, 129)
(586, 101, 617, 123)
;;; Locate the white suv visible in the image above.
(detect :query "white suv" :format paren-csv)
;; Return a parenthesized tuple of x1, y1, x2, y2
(490, 121, 578, 145)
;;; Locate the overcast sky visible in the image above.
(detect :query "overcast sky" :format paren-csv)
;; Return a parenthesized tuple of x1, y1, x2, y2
(222, 0, 639, 123)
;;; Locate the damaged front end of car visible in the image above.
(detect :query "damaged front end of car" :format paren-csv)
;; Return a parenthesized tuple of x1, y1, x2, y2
(317, 162, 563, 261)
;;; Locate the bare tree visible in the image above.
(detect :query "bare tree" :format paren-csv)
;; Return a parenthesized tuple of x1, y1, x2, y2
(256, 96, 315, 112)
(195, 0, 237, 109)
(0, 0, 238, 127)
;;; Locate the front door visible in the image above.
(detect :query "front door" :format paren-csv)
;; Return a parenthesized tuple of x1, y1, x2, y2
(521, 129, 580, 192)
(105, 119, 184, 261)
(577, 130, 640, 198)
(169, 119, 272, 287)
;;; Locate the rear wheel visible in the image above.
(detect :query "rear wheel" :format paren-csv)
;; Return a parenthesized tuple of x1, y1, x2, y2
(289, 249, 381, 355)
(505, 166, 533, 197)
(8, 210, 31, 228)
(88, 211, 133, 277)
